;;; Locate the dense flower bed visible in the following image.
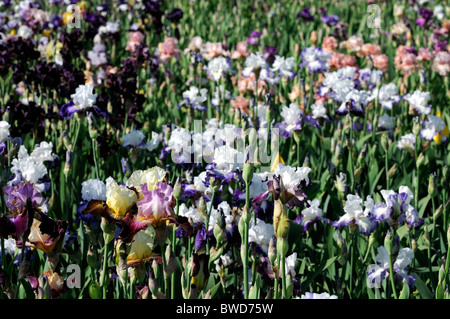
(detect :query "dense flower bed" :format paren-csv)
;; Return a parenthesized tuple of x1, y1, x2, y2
(0, 0, 449, 300)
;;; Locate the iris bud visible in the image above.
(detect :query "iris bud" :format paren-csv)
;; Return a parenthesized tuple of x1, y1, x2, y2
(87, 243, 98, 269)
(384, 230, 393, 255)
(243, 162, 254, 185)
(164, 245, 176, 279)
(198, 197, 208, 222)
(173, 177, 183, 201)
(387, 164, 397, 179)
(268, 236, 277, 265)
(416, 152, 424, 168)
(100, 217, 116, 244)
(428, 172, 437, 197)
(89, 281, 102, 299)
(213, 209, 226, 244)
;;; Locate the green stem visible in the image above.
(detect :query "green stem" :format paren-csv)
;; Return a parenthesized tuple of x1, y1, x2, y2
(92, 138, 100, 180)
(243, 181, 252, 299)
(385, 147, 389, 189)
(274, 255, 279, 299)
(349, 115, 355, 194)
(443, 237, 450, 290)
(281, 253, 287, 299)
(388, 252, 398, 299)
(243, 224, 249, 299)
(100, 242, 110, 299)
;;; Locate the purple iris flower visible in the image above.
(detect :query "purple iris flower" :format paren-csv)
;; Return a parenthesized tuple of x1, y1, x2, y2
(247, 30, 261, 46)
(0, 142, 6, 155)
(194, 225, 207, 253)
(371, 187, 424, 228)
(416, 8, 433, 27)
(121, 158, 130, 175)
(320, 8, 339, 26)
(60, 101, 80, 119)
(166, 8, 184, 22)
(3, 182, 46, 216)
(434, 41, 448, 52)
(296, 7, 314, 22)
(0, 182, 46, 240)
(179, 184, 198, 202)
(263, 45, 278, 63)
(204, 163, 236, 187)
(322, 15, 339, 26)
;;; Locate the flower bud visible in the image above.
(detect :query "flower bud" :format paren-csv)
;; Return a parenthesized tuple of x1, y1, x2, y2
(87, 115, 99, 140)
(436, 265, 446, 299)
(268, 235, 277, 265)
(381, 133, 389, 153)
(423, 226, 430, 246)
(294, 43, 300, 56)
(238, 214, 246, 239)
(87, 243, 98, 269)
(293, 130, 302, 144)
(233, 107, 241, 126)
(37, 273, 52, 299)
(100, 217, 116, 245)
(8, 137, 22, 159)
(242, 204, 252, 224)
(357, 144, 367, 167)
(303, 152, 310, 168)
(310, 30, 317, 45)
(148, 265, 159, 297)
(416, 152, 424, 168)
(213, 209, 226, 244)
(447, 224, 450, 246)
(164, 245, 176, 279)
(89, 281, 102, 299)
(191, 253, 210, 292)
(433, 204, 443, 222)
(428, 172, 437, 197)
(173, 177, 183, 201)
(369, 232, 376, 247)
(197, 197, 208, 222)
(413, 117, 421, 136)
(209, 245, 224, 265)
(63, 150, 74, 177)
(354, 167, 362, 184)
(387, 164, 397, 179)
(0, 267, 14, 299)
(384, 230, 393, 255)
(332, 142, 342, 167)
(243, 162, 254, 185)
(115, 239, 129, 286)
(2, 108, 9, 122)
(411, 237, 417, 252)
(274, 206, 290, 240)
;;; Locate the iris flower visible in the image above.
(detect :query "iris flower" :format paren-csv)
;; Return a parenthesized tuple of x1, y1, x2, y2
(333, 194, 377, 235)
(0, 182, 47, 240)
(371, 186, 423, 228)
(367, 246, 416, 288)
